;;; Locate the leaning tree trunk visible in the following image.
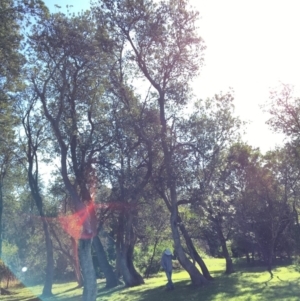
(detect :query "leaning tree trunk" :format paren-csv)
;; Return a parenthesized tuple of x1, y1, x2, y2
(144, 237, 159, 278)
(158, 96, 208, 286)
(93, 235, 119, 288)
(119, 244, 144, 287)
(177, 216, 213, 280)
(162, 163, 209, 286)
(170, 193, 208, 286)
(78, 239, 97, 301)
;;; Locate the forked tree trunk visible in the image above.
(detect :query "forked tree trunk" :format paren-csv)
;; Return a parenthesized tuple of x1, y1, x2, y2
(78, 239, 97, 301)
(92, 235, 119, 288)
(177, 216, 213, 280)
(157, 89, 208, 286)
(170, 201, 208, 286)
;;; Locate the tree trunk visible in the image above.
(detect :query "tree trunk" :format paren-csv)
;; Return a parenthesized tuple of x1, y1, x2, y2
(115, 241, 122, 279)
(120, 244, 144, 287)
(264, 246, 274, 278)
(177, 216, 213, 280)
(27, 168, 54, 296)
(0, 181, 3, 260)
(144, 237, 159, 278)
(266, 245, 274, 275)
(246, 253, 250, 264)
(156, 91, 208, 286)
(92, 235, 119, 288)
(117, 212, 144, 287)
(41, 219, 54, 297)
(71, 237, 83, 287)
(170, 202, 208, 286)
(6, 275, 10, 289)
(78, 239, 97, 301)
(216, 221, 234, 274)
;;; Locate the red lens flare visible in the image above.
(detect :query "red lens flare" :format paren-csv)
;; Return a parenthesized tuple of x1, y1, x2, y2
(59, 201, 96, 240)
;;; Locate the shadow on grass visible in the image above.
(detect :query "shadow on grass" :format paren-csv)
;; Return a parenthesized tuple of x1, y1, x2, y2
(4, 261, 299, 301)
(97, 283, 126, 296)
(55, 285, 80, 296)
(119, 270, 300, 301)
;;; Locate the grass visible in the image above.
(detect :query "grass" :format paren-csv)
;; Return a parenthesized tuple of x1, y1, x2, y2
(2, 259, 300, 301)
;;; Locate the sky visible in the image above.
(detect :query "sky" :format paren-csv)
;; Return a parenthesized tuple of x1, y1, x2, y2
(43, 0, 300, 153)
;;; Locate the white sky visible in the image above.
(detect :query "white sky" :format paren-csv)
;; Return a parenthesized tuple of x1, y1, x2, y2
(43, 0, 300, 153)
(192, 0, 300, 153)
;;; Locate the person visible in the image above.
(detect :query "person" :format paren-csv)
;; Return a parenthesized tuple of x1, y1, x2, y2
(161, 248, 176, 290)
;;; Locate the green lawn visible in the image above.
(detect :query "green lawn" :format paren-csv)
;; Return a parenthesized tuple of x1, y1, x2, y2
(2, 259, 300, 301)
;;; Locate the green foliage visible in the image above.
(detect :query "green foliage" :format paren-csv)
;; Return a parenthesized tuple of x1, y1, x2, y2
(2, 240, 18, 264)
(0, 242, 18, 285)
(134, 242, 173, 276)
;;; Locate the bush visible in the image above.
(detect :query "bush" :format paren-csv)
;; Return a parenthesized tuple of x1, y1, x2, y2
(293, 256, 300, 272)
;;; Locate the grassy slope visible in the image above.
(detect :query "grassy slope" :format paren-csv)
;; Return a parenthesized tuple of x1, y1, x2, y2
(2, 259, 300, 301)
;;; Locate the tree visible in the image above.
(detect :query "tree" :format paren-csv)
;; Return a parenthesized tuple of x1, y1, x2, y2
(0, 0, 48, 262)
(0, 0, 24, 261)
(177, 93, 242, 274)
(0, 168, 45, 287)
(0, 0, 48, 91)
(266, 83, 300, 261)
(27, 11, 114, 301)
(229, 144, 295, 273)
(267, 84, 300, 144)
(0, 129, 15, 259)
(96, 98, 154, 286)
(21, 98, 54, 297)
(95, 0, 208, 286)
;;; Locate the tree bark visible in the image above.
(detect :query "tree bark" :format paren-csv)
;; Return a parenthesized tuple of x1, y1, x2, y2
(92, 235, 119, 288)
(177, 216, 213, 280)
(154, 80, 208, 285)
(144, 237, 159, 278)
(116, 212, 144, 287)
(71, 237, 83, 287)
(216, 220, 234, 274)
(0, 181, 3, 260)
(170, 203, 208, 286)
(27, 164, 54, 296)
(119, 244, 144, 287)
(41, 219, 54, 297)
(78, 239, 97, 301)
